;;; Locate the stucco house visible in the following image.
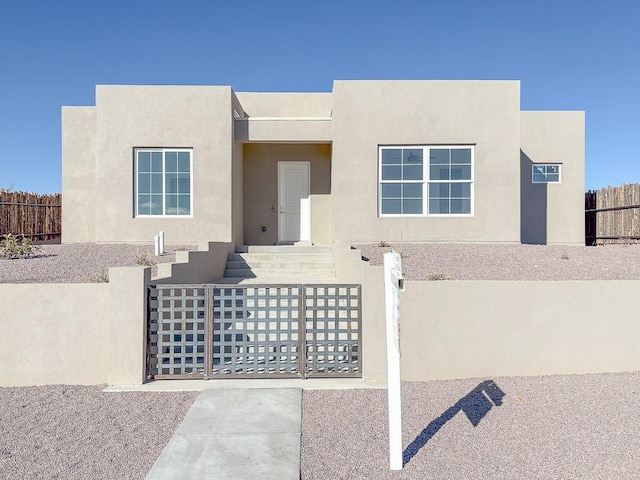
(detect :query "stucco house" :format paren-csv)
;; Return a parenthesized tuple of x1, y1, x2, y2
(62, 80, 584, 247)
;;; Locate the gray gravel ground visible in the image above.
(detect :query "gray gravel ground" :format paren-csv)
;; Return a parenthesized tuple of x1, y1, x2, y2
(0, 244, 194, 283)
(4, 242, 640, 283)
(301, 371, 640, 479)
(356, 243, 640, 280)
(0, 385, 197, 480)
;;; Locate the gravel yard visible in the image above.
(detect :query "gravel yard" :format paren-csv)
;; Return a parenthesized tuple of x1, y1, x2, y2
(0, 243, 194, 283)
(302, 372, 640, 479)
(3, 242, 640, 283)
(0, 385, 197, 480)
(356, 243, 640, 280)
(2, 373, 639, 479)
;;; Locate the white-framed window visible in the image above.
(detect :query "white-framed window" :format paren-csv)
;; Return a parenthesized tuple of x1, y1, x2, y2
(532, 164, 561, 183)
(135, 148, 192, 217)
(379, 145, 474, 216)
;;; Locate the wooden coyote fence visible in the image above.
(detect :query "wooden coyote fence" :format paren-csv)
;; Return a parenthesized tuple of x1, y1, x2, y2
(0, 190, 62, 241)
(585, 184, 640, 245)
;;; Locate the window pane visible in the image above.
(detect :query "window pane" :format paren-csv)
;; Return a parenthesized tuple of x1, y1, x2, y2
(533, 172, 546, 183)
(402, 183, 422, 198)
(178, 152, 190, 172)
(381, 199, 401, 214)
(382, 165, 402, 180)
(165, 151, 178, 172)
(151, 152, 163, 172)
(429, 199, 449, 214)
(429, 183, 450, 198)
(430, 149, 449, 165)
(150, 195, 163, 215)
(166, 173, 178, 194)
(430, 165, 450, 180)
(403, 149, 423, 164)
(138, 173, 150, 194)
(547, 165, 559, 174)
(547, 173, 559, 182)
(403, 165, 423, 180)
(138, 152, 150, 172)
(403, 199, 422, 214)
(450, 165, 471, 180)
(451, 183, 471, 198)
(451, 199, 471, 214)
(381, 183, 401, 198)
(151, 173, 163, 193)
(178, 174, 190, 194)
(166, 195, 178, 215)
(382, 149, 402, 164)
(451, 149, 471, 164)
(178, 195, 190, 215)
(138, 194, 151, 215)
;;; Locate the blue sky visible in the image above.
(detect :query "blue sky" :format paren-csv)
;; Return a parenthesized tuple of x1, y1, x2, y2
(1, 0, 638, 193)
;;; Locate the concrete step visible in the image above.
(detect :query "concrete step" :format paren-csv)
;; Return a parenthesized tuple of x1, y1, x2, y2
(236, 245, 332, 254)
(224, 268, 336, 278)
(228, 252, 333, 262)
(226, 260, 335, 270)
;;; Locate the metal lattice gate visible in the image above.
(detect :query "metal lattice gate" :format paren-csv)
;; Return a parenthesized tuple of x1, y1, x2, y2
(147, 284, 361, 380)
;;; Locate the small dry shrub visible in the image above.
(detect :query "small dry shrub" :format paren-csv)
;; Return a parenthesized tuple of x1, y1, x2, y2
(135, 253, 157, 266)
(0, 233, 42, 259)
(84, 268, 109, 283)
(427, 272, 451, 281)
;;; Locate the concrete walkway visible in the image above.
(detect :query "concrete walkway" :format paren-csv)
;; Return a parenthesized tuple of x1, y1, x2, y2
(145, 388, 302, 480)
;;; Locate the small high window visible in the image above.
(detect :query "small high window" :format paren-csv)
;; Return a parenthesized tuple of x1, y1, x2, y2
(135, 149, 192, 216)
(532, 164, 561, 183)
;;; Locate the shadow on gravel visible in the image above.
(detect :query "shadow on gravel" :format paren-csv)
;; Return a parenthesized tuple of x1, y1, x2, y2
(403, 380, 506, 465)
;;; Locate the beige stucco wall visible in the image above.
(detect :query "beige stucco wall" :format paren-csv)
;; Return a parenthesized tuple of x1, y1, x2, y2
(233, 92, 332, 117)
(155, 242, 234, 283)
(62, 81, 584, 247)
(0, 283, 109, 386)
(243, 143, 331, 245)
(520, 111, 585, 245)
(400, 280, 640, 380)
(310, 194, 332, 245)
(234, 118, 332, 142)
(63, 85, 236, 245)
(62, 107, 97, 243)
(331, 80, 522, 243)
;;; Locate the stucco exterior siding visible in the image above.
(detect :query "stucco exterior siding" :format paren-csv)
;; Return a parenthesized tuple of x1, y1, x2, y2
(234, 118, 332, 142)
(95, 86, 235, 245)
(62, 107, 97, 243)
(233, 92, 332, 117)
(330, 80, 522, 243)
(520, 111, 585, 245)
(61, 80, 584, 246)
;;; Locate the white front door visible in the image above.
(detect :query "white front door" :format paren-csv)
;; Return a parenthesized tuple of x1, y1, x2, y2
(278, 162, 310, 243)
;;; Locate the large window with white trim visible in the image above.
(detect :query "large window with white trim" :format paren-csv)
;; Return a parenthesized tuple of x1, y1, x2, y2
(379, 146, 473, 216)
(135, 149, 192, 216)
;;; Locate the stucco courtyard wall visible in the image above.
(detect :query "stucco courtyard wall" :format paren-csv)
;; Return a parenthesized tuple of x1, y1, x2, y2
(4, 245, 640, 387)
(0, 283, 109, 386)
(357, 266, 640, 382)
(0, 243, 237, 387)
